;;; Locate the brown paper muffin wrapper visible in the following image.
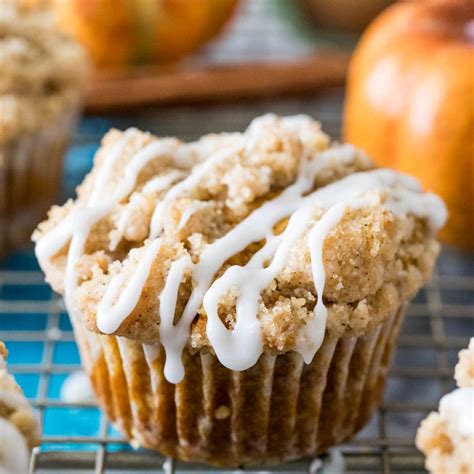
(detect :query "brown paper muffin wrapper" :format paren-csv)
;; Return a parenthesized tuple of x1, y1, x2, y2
(0, 104, 80, 258)
(73, 306, 405, 467)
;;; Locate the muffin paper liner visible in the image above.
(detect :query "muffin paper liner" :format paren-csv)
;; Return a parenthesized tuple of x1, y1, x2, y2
(0, 105, 79, 258)
(74, 306, 405, 467)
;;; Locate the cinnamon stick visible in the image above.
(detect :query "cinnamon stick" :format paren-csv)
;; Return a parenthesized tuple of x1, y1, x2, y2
(85, 52, 350, 112)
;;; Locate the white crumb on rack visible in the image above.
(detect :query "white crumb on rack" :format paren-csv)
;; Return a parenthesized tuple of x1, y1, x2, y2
(309, 449, 345, 474)
(46, 327, 62, 341)
(60, 371, 95, 404)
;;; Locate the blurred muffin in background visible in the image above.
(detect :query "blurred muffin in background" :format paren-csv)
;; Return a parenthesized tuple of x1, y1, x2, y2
(0, 2, 89, 258)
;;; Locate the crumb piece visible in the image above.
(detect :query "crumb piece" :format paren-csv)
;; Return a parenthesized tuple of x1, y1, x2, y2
(455, 338, 474, 388)
(214, 405, 231, 420)
(0, 340, 41, 449)
(416, 338, 474, 474)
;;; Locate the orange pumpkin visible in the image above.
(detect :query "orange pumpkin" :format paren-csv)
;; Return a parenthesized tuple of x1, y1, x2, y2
(50, 0, 239, 67)
(344, 0, 474, 249)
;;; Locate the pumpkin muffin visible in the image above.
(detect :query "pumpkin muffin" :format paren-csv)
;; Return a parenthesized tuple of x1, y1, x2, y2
(34, 114, 446, 467)
(0, 3, 88, 258)
(416, 338, 474, 474)
(0, 342, 41, 473)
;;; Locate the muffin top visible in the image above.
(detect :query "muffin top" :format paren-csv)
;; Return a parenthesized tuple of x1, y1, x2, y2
(0, 342, 41, 472)
(34, 115, 446, 383)
(0, 3, 88, 142)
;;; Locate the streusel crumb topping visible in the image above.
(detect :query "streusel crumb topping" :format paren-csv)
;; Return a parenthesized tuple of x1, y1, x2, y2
(34, 115, 445, 383)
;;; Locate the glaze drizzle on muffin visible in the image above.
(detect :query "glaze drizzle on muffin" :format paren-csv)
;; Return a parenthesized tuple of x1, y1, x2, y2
(34, 115, 447, 383)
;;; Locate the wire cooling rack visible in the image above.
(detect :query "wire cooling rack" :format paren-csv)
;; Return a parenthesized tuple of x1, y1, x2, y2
(1, 89, 473, 474)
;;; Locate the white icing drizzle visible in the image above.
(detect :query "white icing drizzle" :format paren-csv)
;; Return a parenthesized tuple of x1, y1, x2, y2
(384, 186, 448, 230)
(88, 128, 138, 205)
(97, 239, 162, 333)
(149, 142, 244, 238)
(157, 166, 445, 382)
(303, 202, 348, 362)
(0, 418, 30, 474)
(177, 201, 207, 231)
(439, 387, 474, 437)
(158, 149, 326, 380)
(201, 169, 445, 375)
(159, 255, 193, 382)
(142, 171, 186, 194)
(35, 116, 448, 385)
(111, 170, 186, 251)
(35, 132, 196, 262)
(35, 129, 197, 323)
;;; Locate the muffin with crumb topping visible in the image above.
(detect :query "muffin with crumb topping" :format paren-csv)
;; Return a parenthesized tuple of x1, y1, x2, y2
(416, 338, 474, 474)
(0, 341, 41, 472)
(34, 114, 446, 466)
(0, 3, 88, 257)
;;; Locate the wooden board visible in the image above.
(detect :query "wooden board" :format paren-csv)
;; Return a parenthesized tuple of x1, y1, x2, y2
(85, 52, 350, 113)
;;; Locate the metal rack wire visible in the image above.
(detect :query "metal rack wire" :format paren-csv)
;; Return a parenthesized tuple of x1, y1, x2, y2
(1, 3, 473, 472)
